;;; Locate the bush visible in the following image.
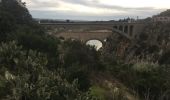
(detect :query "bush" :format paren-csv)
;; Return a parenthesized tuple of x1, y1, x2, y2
(0, 41, 97, 100)
(109, 61, 170, 100)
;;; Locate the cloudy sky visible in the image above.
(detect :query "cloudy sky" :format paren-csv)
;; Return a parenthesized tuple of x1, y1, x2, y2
(22, 0, 170, 21)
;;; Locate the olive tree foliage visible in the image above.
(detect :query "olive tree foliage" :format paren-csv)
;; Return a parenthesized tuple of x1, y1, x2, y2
(0, 7, 16, 41)
(0, 0, 46, 42)
(0, 0, 61, 69)
(1, 0, 33, 24)
(0, 41, 97, 100)
(58, 40, 104, 91)
(0, 0, 33, 33)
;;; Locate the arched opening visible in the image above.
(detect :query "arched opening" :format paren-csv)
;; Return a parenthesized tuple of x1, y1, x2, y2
(124, 25, 128, 33)
(86, 40, 103, 50)
(119, 25, 123, 31)
(113, 26, 118, 29)
(129, 25, 134, 36)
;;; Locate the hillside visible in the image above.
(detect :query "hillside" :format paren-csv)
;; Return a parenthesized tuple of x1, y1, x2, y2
(156, 9, 170, 17)
(0, 1, 170, 100)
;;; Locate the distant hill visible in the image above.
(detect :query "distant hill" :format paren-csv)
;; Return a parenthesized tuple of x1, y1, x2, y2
(156, 9, 170, 17)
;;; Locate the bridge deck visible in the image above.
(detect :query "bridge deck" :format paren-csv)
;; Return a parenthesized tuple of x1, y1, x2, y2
(40, 22, 144, 25)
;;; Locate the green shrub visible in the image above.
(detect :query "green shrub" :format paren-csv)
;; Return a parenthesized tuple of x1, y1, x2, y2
(0, 41, 97, 100)
(109, 61, 170, 100)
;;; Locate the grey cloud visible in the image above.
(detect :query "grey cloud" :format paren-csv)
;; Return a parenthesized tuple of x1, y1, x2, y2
(62, 0, 98, 5)
(61, 0, 162, 12)
(26, 0, 166, 20)
(27, 0, 59, 8)
(27, 0, 164, 12)
(30, 9, 164, 21)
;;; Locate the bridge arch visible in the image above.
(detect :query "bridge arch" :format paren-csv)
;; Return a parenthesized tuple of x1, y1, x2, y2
(119, 25, 123, 31)
(124, 25, 128, 33)
(86, 39, 103, 50)
(114, 26, 118, 29)
(129, 25, 134, 36)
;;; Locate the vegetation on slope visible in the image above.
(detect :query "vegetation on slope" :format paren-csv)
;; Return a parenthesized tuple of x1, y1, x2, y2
(0, 0, 170, 100)
(156, 9, 170, 17)
(102, 12, 170, 99)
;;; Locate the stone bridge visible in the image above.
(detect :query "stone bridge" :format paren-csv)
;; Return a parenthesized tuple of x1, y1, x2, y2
(40, 21, 145, 42)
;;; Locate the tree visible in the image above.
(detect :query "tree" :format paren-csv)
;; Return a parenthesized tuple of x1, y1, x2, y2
(0, 41, 97, 100)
